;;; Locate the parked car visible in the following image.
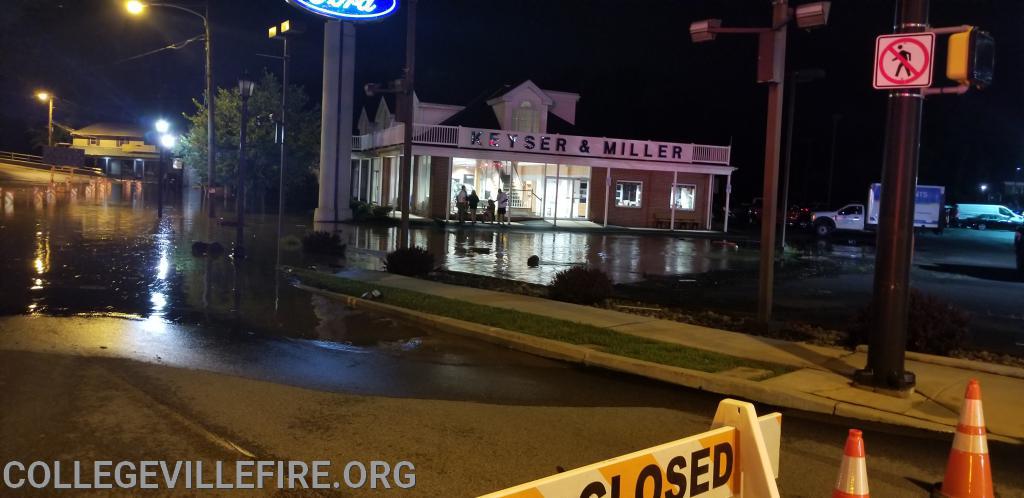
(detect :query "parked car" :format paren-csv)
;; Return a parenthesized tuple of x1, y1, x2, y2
(962, 213, 1021, 231)
(787, 204, 824, 230)
(1016, 225, 1024, 272)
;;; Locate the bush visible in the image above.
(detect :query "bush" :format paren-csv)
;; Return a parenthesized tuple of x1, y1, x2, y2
(372, 205, 394, 218)
(302, 231, 346, 255)
(549, 266, 614, 305)
(385, 247, 435, 276)
(850, 289, 969, 355)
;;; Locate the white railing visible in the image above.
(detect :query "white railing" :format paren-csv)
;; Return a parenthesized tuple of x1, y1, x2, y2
(411, 124, 459, 146)
(0, 151, 44, 164)
(692, 144, 731, 165)
(508, 189, 539, 210)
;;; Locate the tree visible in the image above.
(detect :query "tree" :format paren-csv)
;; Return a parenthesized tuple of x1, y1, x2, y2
(179, 70, 321, 211)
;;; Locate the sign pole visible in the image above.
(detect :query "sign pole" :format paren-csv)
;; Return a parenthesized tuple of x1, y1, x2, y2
(398, 0, 417, 249)
(854, 0, 928, 391)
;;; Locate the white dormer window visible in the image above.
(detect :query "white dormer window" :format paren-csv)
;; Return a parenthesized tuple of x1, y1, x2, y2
(512, 101, 538, 133)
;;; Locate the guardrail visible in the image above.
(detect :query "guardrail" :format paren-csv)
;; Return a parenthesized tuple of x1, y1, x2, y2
(0, 151, 44, 164)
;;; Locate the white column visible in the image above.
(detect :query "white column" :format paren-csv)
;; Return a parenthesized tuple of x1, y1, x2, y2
(553, 164, 560, 227)
(335, 22, 356, 220)
(445, 157, 453, 222)
(541, 165, 548, 222)
(603, 167, 610, 227)
(724, 173, 733, 233)
(706, 174, 714, 229)
(670, 170, 678, 231)
(314, 21, 355, 223)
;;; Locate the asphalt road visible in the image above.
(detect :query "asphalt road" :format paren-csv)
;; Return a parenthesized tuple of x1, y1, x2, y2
(2, 312, 1023, 497)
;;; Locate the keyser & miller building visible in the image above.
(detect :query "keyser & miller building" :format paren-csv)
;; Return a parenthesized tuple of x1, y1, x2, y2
(351, 80, 735, 230)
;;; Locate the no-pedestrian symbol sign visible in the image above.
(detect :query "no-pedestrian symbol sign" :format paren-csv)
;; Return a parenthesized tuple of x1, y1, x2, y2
(873, 33, 935, 89)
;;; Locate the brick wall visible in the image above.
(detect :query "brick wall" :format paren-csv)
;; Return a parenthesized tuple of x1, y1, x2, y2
(588, 168, 711, 228)
(428, 156, 451, 219)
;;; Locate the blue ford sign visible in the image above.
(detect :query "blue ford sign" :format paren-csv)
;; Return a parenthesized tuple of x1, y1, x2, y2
(287, 0, 399, 20)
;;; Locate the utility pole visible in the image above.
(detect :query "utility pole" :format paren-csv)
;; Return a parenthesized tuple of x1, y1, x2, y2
(755, 0, 789, 322)
(853, 0, 928, 391)
(397, 0, 418, 249)
(826, 114, 841, 207)
(779, 69, 825, 250)
(205, 2, 216, 222)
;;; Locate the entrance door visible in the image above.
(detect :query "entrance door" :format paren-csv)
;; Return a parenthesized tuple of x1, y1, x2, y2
(543, 178, 589, 220)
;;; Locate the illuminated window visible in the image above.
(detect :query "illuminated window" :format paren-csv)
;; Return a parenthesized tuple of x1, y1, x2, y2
(88, 137, 99, 146)
(615, 181, 642, 208)
(512, 101, 538, 133)
(671, 184, 697, 210)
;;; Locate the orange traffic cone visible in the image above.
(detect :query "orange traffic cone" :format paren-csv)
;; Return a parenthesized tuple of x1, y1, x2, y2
(933, 379, 995, 498)
(833, 429, 869, 498)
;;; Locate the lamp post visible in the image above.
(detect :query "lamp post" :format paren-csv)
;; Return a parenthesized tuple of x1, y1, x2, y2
(35, 91, 54, 147)
(235, 78, 256, 261)
(267, 20, 302, 267)
(690, 1, 832, 322)
(156, 119, 173, 218)
(779, 69, 825, 249)
(126, 0, 215, 221)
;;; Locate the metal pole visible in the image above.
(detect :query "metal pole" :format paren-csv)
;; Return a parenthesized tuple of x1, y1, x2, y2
(854, 0, 927, 391)
(236, 91, 249, 259)
(275, 37, 288, 265)
(47, 98, 54, 147)
(553, 164, 560, 227)
(826, 114, 841, 207)
(756, 0, 788, 323)
(603, 167, 610, 227)
(779, 73, 797, 249)
(670, 170, 677, 231)
(398, 0, 417, 249)
(205, 4, 216, 222)
(158, 148, 165, 218)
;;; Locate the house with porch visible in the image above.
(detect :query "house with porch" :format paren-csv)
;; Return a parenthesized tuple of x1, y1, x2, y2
(351, 80, 735, 230)
(70, 123, 159, 179)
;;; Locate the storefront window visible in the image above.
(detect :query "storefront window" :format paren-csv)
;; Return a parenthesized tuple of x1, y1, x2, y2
(615, 181, 642, 208)
(671, 184, 697, 210)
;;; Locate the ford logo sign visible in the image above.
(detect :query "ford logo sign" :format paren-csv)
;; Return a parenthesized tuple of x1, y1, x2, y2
(287, 0, 399, 21)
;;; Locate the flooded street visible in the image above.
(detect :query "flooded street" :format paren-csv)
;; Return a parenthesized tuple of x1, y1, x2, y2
(0, 182, 744, 406)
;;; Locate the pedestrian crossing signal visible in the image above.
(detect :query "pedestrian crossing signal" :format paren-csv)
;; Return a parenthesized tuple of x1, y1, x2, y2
(946, 28, 995, 88)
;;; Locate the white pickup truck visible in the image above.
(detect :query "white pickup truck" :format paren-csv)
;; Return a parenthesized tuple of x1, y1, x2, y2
(811, 183, 945, 236)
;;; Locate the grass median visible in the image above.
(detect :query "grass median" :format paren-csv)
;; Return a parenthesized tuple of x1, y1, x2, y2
(287, 267, 793, 377)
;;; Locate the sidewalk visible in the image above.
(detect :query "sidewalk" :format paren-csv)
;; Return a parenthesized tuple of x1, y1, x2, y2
(339, 269, 1024, 443)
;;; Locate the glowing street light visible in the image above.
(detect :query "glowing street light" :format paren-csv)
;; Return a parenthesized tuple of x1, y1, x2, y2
(35, 91, 54, 147)
(125, 0, 145, 15)
(155, 119, 170, 134)
(159, 134, 176, 149)
(980, 184, 988, 192)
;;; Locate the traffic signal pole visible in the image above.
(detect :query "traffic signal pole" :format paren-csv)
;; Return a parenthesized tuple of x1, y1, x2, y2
(854, 0, 928, 391)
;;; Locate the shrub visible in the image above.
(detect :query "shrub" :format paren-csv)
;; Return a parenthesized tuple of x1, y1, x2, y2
(850, 289, 969, 355)
(372, 205, 394, 218)
(549, 266, 614, 305)
(302, 231, 346, 255)
(350, 200, 373, 220)
(385, 247, 435, 276)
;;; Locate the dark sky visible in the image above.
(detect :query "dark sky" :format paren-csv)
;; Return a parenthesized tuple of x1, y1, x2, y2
(1, 0, 1021, 204)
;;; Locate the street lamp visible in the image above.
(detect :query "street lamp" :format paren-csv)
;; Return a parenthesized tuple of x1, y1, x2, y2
(690, 1, 831, 323)
(35, 91, 54, 147)
(155, 119, 176, 218)
(267, 19, 303, 272)
(234, 77, 256, 261)
(126, 1, 216, 222)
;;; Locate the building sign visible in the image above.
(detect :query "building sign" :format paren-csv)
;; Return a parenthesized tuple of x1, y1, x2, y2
(458, 128, 728, 165)
(478, 400, 781, 498)
(286, 0, 399, 20)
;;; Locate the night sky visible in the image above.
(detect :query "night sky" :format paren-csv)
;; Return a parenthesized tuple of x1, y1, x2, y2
(1, 0, 1021, 205)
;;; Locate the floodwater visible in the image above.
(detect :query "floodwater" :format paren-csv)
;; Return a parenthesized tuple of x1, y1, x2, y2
(0, 182, 734, 406)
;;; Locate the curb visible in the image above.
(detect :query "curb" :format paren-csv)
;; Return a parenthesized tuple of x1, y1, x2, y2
(855, 345, 1024, 379)
(296, 283, 1023, 445)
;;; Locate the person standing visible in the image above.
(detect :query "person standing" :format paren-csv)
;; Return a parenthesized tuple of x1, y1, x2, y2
(468, 189, 480, 224)
(496, 188, 509, 226)
(456, 185, 468, 223)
